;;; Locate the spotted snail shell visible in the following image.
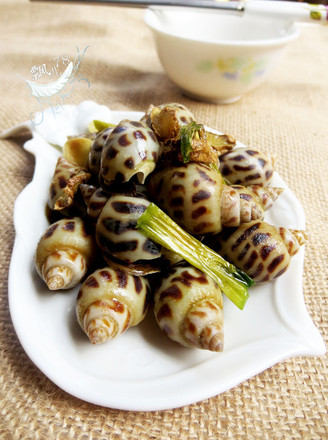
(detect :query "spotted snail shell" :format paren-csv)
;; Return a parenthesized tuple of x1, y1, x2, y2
(48, 156, 91, 211)
(88, 127, 114, 177)
(35, 217, 96, 290)
(219, 147, 275, 187)
(99, 120, 160, 188)
(207, 221, 307, 283)
(154, 264, 224, 352)
(148, 162, 224, 235)
(96, 193, 162, 264)
(148, 162, 283, 235)
(76, 267, 150, 344)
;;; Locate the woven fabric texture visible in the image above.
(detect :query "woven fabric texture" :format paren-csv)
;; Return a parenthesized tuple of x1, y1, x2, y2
(0, 1, 327, 438)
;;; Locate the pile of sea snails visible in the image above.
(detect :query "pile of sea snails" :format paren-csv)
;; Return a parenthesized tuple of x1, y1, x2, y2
(34, 103, 307, 352)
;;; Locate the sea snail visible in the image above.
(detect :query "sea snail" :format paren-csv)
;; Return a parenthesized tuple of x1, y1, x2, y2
(48, 156, 91, 211)
(148, 162, 224, 235)
(219, 147, 275, 187)
(154, 264, 224, 352)
(99, 120, 160, 188)
(88, 127, 114, 177)
(96, 192, 162, 264)
(35, 217, 96, 290)
(207, 220, 307, 283)
(148, 162, 283, 235)
(76, 267, 150, 344)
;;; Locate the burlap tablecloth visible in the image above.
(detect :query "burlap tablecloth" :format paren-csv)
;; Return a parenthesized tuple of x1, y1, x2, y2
(1, 0, 327, 438)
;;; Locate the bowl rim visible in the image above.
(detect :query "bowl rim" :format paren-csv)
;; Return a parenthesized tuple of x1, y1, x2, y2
(144, 7, 301, 48)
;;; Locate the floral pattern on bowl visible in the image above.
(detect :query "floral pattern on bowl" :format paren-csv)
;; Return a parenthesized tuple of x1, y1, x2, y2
(196, 57, 268, 84)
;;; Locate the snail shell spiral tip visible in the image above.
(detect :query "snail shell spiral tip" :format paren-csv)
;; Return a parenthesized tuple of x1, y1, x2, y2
(86, 318, 115, 345)
(83, 299, 131, 345)
(44, 266, 73, 290)
(200, 325, 224, 352)
(182, 299, 224, 352)
(275, 226, 308, 257)
(293, 229, 308, 246)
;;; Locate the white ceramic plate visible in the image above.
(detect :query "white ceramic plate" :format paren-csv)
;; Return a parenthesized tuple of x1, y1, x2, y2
(8, 101, 326, 411)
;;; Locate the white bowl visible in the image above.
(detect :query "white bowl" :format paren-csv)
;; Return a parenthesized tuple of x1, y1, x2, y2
(145, 8, 300, 103)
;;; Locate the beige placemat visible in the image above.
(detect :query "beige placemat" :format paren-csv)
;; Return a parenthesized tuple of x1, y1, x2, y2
(0, 1, 327, 438)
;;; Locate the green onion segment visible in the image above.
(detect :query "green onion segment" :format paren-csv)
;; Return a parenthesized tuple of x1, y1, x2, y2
(180, 122, 203, 163)
(137, 203, 253, 310)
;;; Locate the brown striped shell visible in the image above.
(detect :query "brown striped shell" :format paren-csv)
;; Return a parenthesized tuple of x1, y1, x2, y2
(88, 127, 114, 177)
(96, 194, 162, 264)
(48, 156, 91, 211)
(154, 264, 224, 352)
(219, 147, 275, 187)
(99, 120, 160, 187)
(76, 267, 150, 344)
(208, 221, 307, 283)
(35, 217, 96, 290)
(148, 162, 224, 235)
